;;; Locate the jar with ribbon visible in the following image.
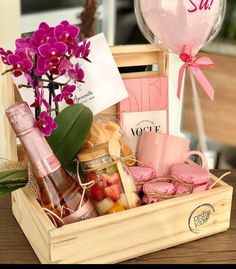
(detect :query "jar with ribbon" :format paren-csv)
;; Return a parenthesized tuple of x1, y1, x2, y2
(77, 141, 140, 216)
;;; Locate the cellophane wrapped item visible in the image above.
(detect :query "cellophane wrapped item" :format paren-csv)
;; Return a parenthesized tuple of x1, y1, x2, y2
(82, 114, 135, 167)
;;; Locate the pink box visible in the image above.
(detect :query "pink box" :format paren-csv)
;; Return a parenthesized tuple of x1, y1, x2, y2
(118, 76, 168, 121)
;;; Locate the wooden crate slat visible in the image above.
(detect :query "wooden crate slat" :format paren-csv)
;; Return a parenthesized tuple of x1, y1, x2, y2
(113, 51, 159, 67)
(110, 44, 163, 55)
(121, 71, 159, 79)
(111, 44, 168, 76)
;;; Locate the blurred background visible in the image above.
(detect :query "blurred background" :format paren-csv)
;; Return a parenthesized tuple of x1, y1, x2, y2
(12, 0, 236, 169)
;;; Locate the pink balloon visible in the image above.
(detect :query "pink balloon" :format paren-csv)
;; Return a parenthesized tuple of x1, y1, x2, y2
(140, 0, 221, 55)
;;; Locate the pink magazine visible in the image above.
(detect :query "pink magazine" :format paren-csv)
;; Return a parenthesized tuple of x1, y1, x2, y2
(118, 76, 169, 155)
(118, 76, 169, 129)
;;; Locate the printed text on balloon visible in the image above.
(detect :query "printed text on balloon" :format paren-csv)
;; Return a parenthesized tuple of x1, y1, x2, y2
(188, 0, 215, 13)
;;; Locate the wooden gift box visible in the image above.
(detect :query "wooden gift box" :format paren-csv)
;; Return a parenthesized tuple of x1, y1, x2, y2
(8, 45, 233, 264)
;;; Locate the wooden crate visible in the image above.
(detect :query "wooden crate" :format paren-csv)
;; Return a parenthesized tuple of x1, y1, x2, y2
(7, 44, 233, 264)
(12, 172, 233, 264)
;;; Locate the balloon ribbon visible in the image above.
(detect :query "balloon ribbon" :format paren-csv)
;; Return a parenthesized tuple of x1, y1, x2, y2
(177, 45, 215, 100)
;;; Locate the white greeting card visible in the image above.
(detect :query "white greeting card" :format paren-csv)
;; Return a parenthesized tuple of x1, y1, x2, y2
(122, 110, 167, 155)
(14, 33, 128, 116)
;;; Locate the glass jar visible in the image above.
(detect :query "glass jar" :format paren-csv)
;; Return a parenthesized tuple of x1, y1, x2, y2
(77, 143, 140, 216)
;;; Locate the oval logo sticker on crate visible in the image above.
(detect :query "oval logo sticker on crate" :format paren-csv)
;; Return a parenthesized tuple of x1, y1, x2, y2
(188, 204, 215, 234)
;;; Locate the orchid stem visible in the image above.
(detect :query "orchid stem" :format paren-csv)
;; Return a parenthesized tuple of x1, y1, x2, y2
(36, 77, 71, 86)
(51, 87, 59, 116)
(1, 68, 13, 76)
(48, 108, 59, 114)
(18, 84, 31, 89)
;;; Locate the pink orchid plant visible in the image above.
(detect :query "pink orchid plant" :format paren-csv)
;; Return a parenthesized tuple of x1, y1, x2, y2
(0, 21, 91, 136)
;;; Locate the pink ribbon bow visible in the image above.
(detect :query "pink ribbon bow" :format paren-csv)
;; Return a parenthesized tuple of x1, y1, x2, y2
(177, 45, 215, 100)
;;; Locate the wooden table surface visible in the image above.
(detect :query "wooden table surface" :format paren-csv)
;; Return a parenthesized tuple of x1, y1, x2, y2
(0, 170, 235, 264)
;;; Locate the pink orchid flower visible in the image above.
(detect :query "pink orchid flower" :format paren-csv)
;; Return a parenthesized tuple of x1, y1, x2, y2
(75, 39, 91, 62)
(37, 111, 57, 137)
(55, 20, 79, 53)
(53, 85, 76, 105)
(7, 50, 33, 77)
(68, 64, 85, 83)
(31, 88, 50, 110)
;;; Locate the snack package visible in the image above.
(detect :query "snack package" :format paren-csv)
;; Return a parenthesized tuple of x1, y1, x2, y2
(83, 114, 135, 166)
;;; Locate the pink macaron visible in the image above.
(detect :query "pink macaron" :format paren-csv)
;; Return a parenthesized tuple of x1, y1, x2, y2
(170, 163, 210, 185)
(129, 166, 156, 192)
(129, 166, 156, 182)
(143, 182, 176, 196)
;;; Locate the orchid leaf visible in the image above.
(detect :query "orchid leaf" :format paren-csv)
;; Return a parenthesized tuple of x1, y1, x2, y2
(46, 103, 93, 170)
(0, 169, 28, 197)
(0, 170, 28, 183)
(0, 185, 26, 196)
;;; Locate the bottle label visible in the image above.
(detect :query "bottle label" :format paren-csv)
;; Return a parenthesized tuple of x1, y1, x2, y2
(62, 200, 98, 225)
(35, 154, 61, 178)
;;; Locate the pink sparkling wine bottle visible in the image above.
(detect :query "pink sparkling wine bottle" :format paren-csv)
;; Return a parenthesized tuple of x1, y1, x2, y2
(6, 101, 97, 227)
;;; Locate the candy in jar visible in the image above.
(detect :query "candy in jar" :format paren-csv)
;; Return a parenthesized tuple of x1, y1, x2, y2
(77, 143, 140, 216)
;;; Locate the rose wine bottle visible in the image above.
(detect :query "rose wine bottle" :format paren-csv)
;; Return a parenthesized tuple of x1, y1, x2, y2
(6, 101, 97, 227)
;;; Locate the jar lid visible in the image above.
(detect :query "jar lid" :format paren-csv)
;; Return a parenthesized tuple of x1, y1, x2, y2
(77, 143, 110, 162)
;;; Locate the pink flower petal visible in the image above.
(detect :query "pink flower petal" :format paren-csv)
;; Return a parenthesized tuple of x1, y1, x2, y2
(39, 22, 50, 31)
(68, 69, 76, 79)
(54, 42, 67, 55)
(53, 94, 63, 103)
(55, 24, 64, 37)
(15, 38, 28, 49)
(52, 122, 57, 129)
(24, 72, 34, 87)
(37, 57, 50, 72)
(13, 70, 22, 77)
(34, 29, 45, 42)
(61, 20, 69, 27)
(66, 85, 76, 94)
(47, 37, 57, 46)
(8, 54, 20, 65)
(22, 59, 33, 71)
(38, 44, 51, 57)
(67, 25, 79, 37)
(0, 48, 5, 54)
(42, 99, 51, 110)
(40, 111, 48, 118)
(42, 126, 52, 137)
(65, 97, 74, 105)
(58, 58, 72, 72)
(46, 116, 54, 125)
(30, 100, 40, 108)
